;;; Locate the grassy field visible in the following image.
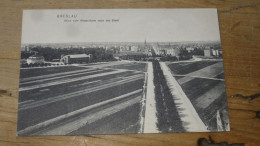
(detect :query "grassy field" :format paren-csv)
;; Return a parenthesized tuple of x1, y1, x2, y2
(180, 78, 227, 131)
(168, 61, 219, 75)
(167, 60, 228, 131)
(70, 103, 141, 135)
(18, 61, 147, 135)
(197, 92, 228, 131)
(19, 71, 142, 102)
(181, 78, 222, 102)
(106, 62, 148, 72)
(214, 72, 225, 79)
(20, 66, 85, 78)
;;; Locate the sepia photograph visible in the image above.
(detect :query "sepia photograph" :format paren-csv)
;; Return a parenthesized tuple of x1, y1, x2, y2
(17, 9, 229, 136)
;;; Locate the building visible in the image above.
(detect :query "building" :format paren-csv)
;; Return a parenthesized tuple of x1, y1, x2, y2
(26, 55, 45, 64)
(148, 48, 153, 56)
(154, 43, 180, 57)
(60, 54, 92, 64)
(131, 46, 139, 52)
(212, 49, 222, 57)
(204, 46, 222, 57)
(186, 47, 194, 52)
(166, 48, 180, 56)
(204, 47, 212, 57)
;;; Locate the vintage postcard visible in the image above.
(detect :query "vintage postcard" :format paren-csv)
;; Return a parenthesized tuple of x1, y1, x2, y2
(17, 9, 229, 136)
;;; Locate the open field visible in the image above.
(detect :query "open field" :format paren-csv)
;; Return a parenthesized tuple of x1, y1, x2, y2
(20, 66, 86, 78)
(79, 61, 148, 72)
(70, 102, 142, 135)
(17, 61, 148, 135)
(168, 61, 219, 75)
(104, 62, 148, 72)
(167, 60, 228, 131)
(181, 78, 222, 102)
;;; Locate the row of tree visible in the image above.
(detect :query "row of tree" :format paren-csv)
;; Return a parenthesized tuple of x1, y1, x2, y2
(21, 46, 116, 62)
(119, 54, 149, 61)
(152, 60, 185, 132)
(20, 63, 56, 68)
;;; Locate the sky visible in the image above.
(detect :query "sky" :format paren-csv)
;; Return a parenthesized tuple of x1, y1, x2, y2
(22, 9, 221, 44)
